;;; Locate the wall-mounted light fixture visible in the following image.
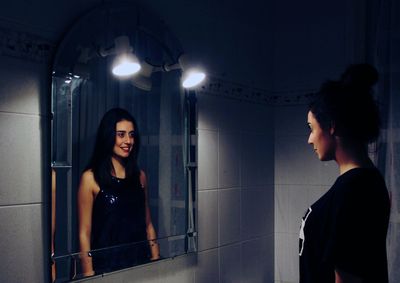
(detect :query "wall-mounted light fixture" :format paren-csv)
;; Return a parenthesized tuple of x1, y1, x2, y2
(129, 54, 206, 91)
(75, 34, 206, 90)
(130, 60, 154, 91)
(99, 36, 141, 77)
(178, 54, 206, 88)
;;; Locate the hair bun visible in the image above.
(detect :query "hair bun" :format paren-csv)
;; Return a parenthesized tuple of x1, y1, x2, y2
(340, 63, 379, 89)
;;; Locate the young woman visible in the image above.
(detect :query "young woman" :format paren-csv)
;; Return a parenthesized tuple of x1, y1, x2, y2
(78, 108, 159, 276)
(300, 64, 390, 283)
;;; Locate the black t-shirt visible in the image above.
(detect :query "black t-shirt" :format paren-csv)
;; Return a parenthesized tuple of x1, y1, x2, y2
(299, 167, 390, 283)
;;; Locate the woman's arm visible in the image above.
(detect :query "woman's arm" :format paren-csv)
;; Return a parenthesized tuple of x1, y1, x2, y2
(140, 171, 160, 260)
(77, 171, 96, 276)
(51, 169, 56, 282)
(335, 269, 362, 283)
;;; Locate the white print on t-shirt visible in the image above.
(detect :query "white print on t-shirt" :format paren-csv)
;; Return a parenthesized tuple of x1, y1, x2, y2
(299, 207, 312, 256)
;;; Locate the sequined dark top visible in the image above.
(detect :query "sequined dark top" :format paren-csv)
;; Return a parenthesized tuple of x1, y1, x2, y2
(90, 175, 150, 273)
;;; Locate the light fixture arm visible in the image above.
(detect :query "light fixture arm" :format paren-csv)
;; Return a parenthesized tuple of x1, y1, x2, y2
(98, 35, 133, 58)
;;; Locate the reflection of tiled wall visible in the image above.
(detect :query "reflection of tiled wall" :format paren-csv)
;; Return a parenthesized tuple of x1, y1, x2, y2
(274, 105, 337, 283)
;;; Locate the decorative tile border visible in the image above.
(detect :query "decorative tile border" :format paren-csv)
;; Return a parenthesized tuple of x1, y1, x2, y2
(0, 26, 316, 106)
(197, 76, 318, 106)
(197, 76, 273, 104)
(0, 26, 55, 63)
(270, 88, 318, 106)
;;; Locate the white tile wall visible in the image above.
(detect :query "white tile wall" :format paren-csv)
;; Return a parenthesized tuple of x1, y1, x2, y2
(196, 93, 274, 282)
(307, 185, 330, 206)
(74, 254, 197, 283)
(275, 135, 317, 185)
(195, 249, 220, 283)
(0, 56, 48, 115)
(197, 94, 221, 131)
(240, 103, 274, 134)
(198, 129, 219, 190)
(219, 243, 241, 283)
(275, 135, 337, 186)
(219, 188, 241, 245)
(0, 51, 49, 283)
(198, 190, 219, 251)
(0, 112, 43, 205)
(241, 187, 274, 240)
(0, 205, 44, 283)
(287, 185, 310, 234)
(274, 186, 289, 234)
(275, 184, 328, 235)
(214, 98, 245, 133)
(242, 236, 274, 283)
(274, 105, 308, 137)
(218, 131, 241, 188)
(274, 233, 299, 283)
(117, 263, 161, 283)
(241, 132, 274, 187)
(160, 254, 196, 283)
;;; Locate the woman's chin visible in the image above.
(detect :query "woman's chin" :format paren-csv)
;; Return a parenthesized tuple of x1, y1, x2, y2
(113, 152, 130, 160)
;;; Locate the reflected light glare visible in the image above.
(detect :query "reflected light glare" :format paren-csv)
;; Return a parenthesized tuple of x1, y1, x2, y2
(112, 58, 141, 77)
(182, 71, 206, 88)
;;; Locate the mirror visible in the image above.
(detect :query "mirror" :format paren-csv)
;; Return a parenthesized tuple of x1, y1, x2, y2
(50, 2, 197, 281)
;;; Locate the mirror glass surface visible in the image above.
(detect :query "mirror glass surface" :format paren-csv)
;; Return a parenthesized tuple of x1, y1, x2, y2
(51, 3, 197, 282)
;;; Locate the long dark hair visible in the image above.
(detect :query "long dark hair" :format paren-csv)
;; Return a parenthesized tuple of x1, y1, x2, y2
(309, 63, 380, 145)
(86, 108, 141, 188)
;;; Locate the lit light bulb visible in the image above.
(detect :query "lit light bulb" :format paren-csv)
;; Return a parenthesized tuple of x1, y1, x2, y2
(182, 70, 206, 88)
(112, 55, 141, 77)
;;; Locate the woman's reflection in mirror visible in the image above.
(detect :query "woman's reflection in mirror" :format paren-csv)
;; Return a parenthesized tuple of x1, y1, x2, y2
(78, 108, 160, 277)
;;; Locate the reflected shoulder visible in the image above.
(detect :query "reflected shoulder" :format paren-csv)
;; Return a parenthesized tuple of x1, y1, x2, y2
(81, 169, 95, 181)
(80, 170, 98, 192)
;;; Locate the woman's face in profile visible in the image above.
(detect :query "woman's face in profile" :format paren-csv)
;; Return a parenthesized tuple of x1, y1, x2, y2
(307, 111, 335, 161)
(113, 119, 135, 159)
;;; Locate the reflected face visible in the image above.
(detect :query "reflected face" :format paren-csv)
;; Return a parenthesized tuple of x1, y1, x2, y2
(307, 111, 335, 161)
(113, 120, 135, 159)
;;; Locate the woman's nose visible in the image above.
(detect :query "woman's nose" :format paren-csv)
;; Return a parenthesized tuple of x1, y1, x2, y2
(124, 136, 132, 144)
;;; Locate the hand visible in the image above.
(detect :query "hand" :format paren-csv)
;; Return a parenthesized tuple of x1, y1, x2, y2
(150, 255, 160, 261)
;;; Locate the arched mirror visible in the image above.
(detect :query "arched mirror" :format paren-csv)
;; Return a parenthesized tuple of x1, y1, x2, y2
(51, 2, 197, 281)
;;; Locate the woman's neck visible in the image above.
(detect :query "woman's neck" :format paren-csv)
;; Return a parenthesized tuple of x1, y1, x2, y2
(111, 156, 126, 178)
(335, 140, 374, 175)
